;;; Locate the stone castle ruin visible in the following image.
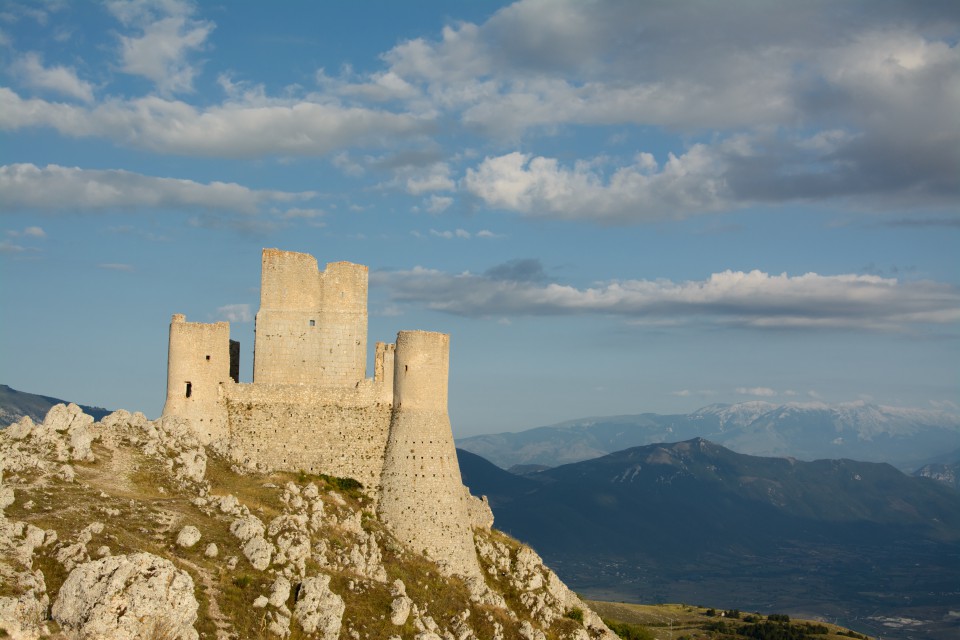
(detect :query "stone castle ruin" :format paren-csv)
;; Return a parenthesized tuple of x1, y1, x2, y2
(162, 248, 488, 577)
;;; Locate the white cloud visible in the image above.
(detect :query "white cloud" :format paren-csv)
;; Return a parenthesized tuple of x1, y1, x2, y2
(98, 263, 135, 272)
(6, 226, 46, 238)
(736, 387, 777, 397)
(0, 240, 28, 254)
(425, 195, 453, 213)
(11, 52, 95, 103)
(464, 149, 730, 222)
(107, 0, 213, 94)
(0, 89, 430, 158)
(281, 208, 325, 220)
(428, 228, 471, 240)
(406, 162, 455, 195)
(327, 0, 959, 209)
(372, 265, 960, 331)
(0, 163, 312, 215)
(217, 303, 252, 323)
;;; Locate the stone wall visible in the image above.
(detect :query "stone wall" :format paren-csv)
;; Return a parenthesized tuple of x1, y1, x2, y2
(162, 314, 234, 443)
(222, 381, 392, 490)
(254, 250, 368, 387)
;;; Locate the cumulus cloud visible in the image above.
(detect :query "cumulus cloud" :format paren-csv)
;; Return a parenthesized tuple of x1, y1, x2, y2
(0, 163, 312, 214)
(107, 0, 213, 94)
(371, 265, 960, 330)
(11, 52, 95, 102)
(331, 0, 959, 211)
(217, 303, 252, 323)
(405, 162, 455, 195)
(463, 149, 730, 222)
(424, 195, 453, 213)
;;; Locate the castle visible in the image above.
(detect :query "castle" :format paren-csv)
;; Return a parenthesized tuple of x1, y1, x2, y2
(161, 248, 488, 578)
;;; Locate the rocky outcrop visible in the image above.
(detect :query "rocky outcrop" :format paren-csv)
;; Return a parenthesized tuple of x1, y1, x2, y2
(52, 552, 199, 640)
(292, 574, 344, 639)
(1, 403, 615, 640)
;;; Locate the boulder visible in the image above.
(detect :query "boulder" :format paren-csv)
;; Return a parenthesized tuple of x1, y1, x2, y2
(52, 552, 199, 640)
(292, 574, 344, 639)
(176, 525, 201, 548)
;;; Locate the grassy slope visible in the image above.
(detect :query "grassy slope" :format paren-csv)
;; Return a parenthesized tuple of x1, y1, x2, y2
(587, 601, 871, 640)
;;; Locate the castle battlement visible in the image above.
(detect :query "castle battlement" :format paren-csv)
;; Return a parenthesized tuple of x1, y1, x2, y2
(161, 249, 488, 578)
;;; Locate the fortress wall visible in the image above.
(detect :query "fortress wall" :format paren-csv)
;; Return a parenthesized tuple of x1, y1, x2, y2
(162, 314, 233, 443)
(222, 381, 391, 489)
(377, 331, 482, 578)
(374, 342, 396, 404)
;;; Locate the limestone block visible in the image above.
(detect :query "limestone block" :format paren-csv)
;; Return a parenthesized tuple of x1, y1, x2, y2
(204, 543, 218, 558)
(176, 525, 201, 548)
(52, 552, 199, 640)
(242, 535, 273, 570)
(269, 575, 291, 608)
(68, 422, 95, 462)
(292, 574, 344, 639)
(5, 415, 34, 440)
(0, 569, 48, 639)
(390, 595, 412, 625)
(43, 403, 93, 434)
(230, 514, 265, 542)
(175, 449, 207, 484)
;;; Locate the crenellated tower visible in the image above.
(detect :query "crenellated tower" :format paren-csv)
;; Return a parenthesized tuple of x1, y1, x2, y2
(254, 249, 368, 386)
(377, 330, 483, 578)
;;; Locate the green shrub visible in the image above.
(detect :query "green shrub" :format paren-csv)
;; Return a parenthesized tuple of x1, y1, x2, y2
(231, 575, 254, 589)
(565, 607, 584, 623)
(603, 619, 655, 640)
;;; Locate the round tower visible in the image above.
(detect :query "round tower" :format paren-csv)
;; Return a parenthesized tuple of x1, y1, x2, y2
(377, 331, 482, 578)
(162, 314, 233, 443)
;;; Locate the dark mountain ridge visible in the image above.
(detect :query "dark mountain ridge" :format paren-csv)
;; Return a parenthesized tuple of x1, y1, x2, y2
(0, 384, 111, 425)
(459, 440, 960, 640)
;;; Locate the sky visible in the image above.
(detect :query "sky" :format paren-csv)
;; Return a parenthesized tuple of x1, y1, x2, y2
(0, 0, 958, 438)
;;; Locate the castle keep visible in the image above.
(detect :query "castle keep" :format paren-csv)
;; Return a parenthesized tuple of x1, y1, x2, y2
(162, 248, 487, 577)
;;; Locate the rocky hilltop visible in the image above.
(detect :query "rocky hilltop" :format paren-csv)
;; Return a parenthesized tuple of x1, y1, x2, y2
(0, 404, 614, 640)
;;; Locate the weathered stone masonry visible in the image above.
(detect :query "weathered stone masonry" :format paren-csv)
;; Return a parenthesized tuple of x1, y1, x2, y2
(161, 248, 487, 577)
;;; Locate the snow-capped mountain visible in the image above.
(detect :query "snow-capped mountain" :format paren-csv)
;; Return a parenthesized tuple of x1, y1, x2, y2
(458, 401, 960, 472)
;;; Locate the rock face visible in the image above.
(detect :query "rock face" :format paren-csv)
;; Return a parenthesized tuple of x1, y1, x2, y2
(52, 552, 199, 640)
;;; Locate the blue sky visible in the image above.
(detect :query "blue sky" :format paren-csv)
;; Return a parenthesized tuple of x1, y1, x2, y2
(1, 0, 958, 437)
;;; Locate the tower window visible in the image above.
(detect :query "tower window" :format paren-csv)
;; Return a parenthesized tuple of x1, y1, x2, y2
(185, 382, 192, 398)
(205, 355, 211, 361)
(309, 319, 315, 327)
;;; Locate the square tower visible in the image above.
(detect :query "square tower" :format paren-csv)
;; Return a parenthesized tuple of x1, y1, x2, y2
(253, 249, 368, 386)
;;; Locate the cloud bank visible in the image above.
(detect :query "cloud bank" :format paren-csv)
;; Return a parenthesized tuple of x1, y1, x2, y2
(373, 263, 960, 330)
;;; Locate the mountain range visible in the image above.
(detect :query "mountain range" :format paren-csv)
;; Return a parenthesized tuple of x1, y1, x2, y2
(0, 384, 110, 425)
(458, 439, 960, 640)
(457, 401, 960, 472)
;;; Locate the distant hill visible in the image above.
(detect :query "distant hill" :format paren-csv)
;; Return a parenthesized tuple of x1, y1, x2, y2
(460, 439, 960, 640)
(457, 401, 960, 472)
(0, 384, 111, 425)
